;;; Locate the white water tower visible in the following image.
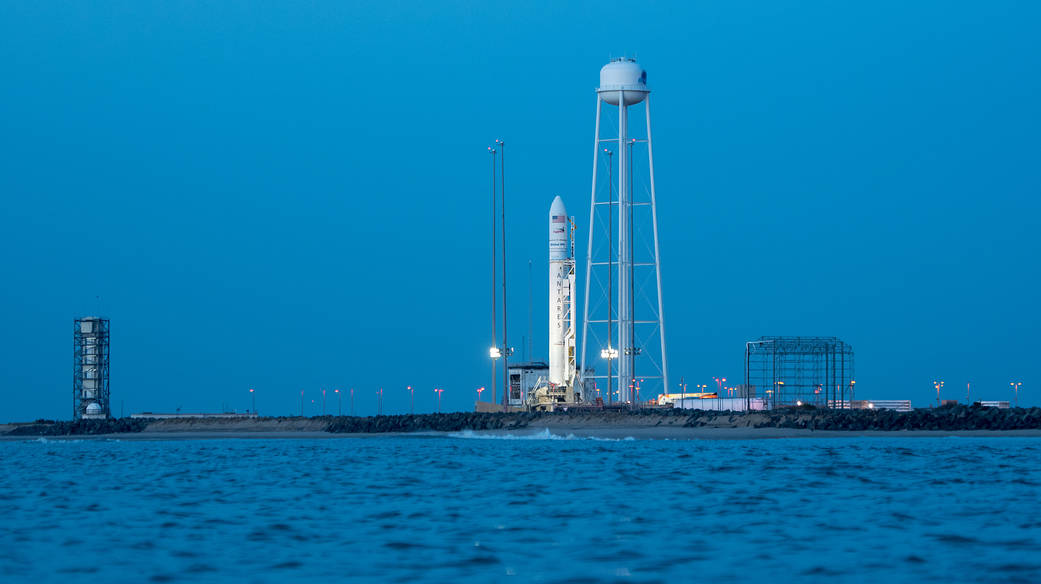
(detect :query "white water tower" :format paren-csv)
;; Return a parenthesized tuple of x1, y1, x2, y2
(580, 58, 669, 405)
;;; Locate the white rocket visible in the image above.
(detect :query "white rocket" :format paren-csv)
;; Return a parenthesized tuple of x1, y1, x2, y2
(549, 196, 577, 398)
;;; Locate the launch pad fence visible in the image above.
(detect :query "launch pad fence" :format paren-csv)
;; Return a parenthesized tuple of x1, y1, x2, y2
(744, 336, 854, 410)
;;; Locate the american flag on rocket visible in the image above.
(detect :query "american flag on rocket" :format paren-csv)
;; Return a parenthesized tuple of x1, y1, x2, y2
(552, 215, 566, 223)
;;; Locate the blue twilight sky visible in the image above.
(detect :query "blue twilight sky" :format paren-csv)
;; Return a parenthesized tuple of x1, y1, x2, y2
(1, 1, 1038, 420)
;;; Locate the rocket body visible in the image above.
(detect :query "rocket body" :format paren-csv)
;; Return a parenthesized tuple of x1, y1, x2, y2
(549, 196, 576, 390)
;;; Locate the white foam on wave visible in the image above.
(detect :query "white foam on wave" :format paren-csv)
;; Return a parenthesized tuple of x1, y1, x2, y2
(449, 428, 635, 441)
(29, 437, 88, 444)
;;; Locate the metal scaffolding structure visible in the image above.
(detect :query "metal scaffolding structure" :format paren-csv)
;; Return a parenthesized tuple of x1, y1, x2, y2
(73, 317, 111, 419)
(744, 336, 854, 409)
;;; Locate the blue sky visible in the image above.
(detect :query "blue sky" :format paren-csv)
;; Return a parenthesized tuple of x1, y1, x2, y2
(1, 1, 1038, 420)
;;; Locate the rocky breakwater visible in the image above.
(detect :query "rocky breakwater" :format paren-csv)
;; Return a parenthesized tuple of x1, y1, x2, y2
(6, 405, 1038, 436)
(682, 404, 1041, 431)
(323, 408, 695, 433)
(324, 412, 538, 433)
(5, 418, 150, 436)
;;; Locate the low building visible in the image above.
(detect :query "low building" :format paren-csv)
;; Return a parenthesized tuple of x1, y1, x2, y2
(854, 400, 913, 412)
(668, 396, 765, 411)
(976, 401, 1011, 409)
(507, 361, 549, 407)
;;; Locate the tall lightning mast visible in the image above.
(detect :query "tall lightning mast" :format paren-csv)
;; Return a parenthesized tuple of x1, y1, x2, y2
(489, 146, 498, 406)
(497, 139, 512, 407)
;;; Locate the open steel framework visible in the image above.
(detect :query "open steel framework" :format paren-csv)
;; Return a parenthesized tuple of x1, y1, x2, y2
(744, 336, 854, 409)
(73, 317, 111, 419)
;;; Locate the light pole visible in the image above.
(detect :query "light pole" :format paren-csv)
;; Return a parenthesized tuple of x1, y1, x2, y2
(934, 380, 945, 407)
(489, 346, 501, 407)
(377, 387, 383, 416)
(1011, 382, 1022, 407)
(966, 382, 971, 405)
(350, 388, 355, 416)
(606, 147, 614, 404)
(322, 389, 326, 416)
(627, 139, 637, 397)
(435, 388, 444, 413)
(601, 347, 618, 404)
(300, 390, 304, 417)
(713, 377, 726, 411)
(408, 385, 414, 414)
(477, 386, 485, 403)
(249, 387, 255, 415)
(335, 389, 341, 416)
(501, 347, 514, 406)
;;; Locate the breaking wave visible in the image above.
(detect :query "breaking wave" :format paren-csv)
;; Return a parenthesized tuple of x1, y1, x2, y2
(448, 428, 635, 441)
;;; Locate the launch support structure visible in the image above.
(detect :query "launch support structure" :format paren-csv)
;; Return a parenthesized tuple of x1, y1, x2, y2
(74, 317, 110, 420)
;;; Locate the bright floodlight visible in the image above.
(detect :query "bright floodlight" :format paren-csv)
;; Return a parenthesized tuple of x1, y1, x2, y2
(601, 347, 618, 359)
(489, 347, 501, 359)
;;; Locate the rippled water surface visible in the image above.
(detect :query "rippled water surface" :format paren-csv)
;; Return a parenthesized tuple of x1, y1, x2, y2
(2, 433, 1040, 583)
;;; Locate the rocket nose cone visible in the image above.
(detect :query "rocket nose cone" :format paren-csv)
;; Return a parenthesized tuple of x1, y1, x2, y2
(550, 195, 566, 217)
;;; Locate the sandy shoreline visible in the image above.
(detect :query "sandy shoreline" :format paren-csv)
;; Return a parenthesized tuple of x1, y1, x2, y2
(4, 426, 1041, 441)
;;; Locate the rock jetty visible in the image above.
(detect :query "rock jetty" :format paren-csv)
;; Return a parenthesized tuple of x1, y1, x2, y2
(6, 418, 149, 436)
(710, 403, 1041, 432)
(4, 404, 1039, 436)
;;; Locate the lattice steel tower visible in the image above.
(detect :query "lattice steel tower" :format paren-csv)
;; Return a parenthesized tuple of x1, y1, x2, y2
(580, 58, 669, 404)
(73, 317, 110, 419)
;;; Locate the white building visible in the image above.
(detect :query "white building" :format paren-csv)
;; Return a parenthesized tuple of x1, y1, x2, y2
(507, 362, 549, 407)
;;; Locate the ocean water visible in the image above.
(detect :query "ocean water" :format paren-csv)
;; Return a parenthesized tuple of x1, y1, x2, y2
(1, 432, 1040, 583)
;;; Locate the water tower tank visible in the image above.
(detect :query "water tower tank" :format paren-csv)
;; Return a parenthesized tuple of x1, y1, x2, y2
(598, 58, 648, 105)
